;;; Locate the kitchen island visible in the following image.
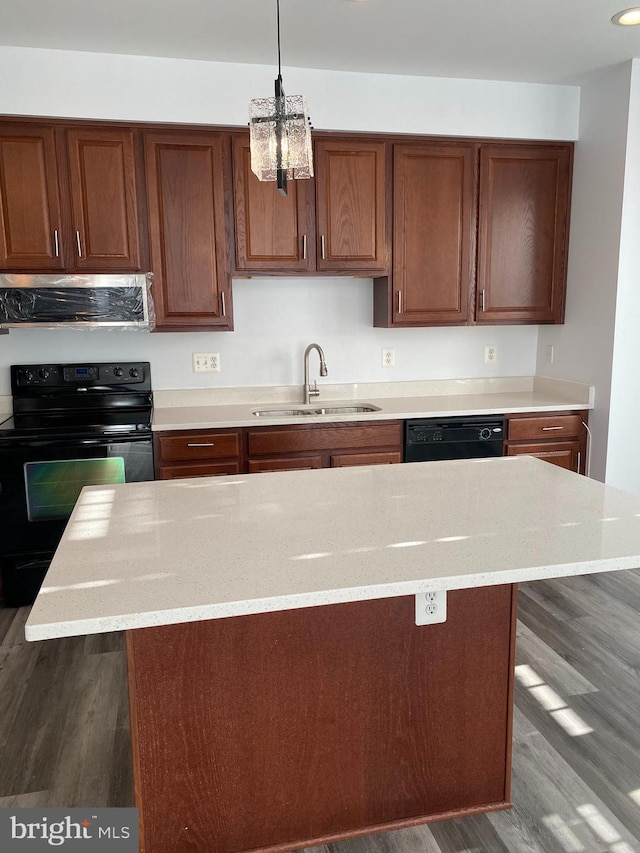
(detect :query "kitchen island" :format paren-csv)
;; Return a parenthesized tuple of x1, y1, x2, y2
(25, 457, 640, 853)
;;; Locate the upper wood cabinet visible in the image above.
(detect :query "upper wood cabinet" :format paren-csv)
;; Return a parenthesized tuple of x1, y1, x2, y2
(144, 131, 232, 331)
(374, 140, 572, 328)
(314, 139, 387, 273)
(0, 124, 65, 270)
(0, 122, 143, 272)
(476, 144, 571, 324)
(382, 142, 476, 326)
(65, 128, 141, 270)
(232, 135, 314, 272)
(232, 136, 388, 275)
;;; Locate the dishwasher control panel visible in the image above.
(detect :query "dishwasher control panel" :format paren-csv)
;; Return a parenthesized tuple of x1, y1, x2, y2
(404, 416, 505, 462)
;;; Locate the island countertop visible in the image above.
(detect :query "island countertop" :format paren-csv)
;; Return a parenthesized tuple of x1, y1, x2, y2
(25, 456, 640, 641)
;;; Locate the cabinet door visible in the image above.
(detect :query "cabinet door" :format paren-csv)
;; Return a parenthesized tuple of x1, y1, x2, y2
(66, 128, 141, 270)
(144, 131, 231, 330)
(392, 143, 476, 325)
(477, 144, 571, 324)
(158, 461, 241, 480)
(330, 451, 402, 467)
(232, 136, 313, 273)
(506, 441, 583, 474)
(315, 140, 387, 273)
(248, 456, 323, 473)
(0, 124, 64, 270)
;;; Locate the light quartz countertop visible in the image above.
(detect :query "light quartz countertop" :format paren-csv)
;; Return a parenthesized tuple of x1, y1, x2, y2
(25, 455, 640, 641)
(152, 376, 594, 431)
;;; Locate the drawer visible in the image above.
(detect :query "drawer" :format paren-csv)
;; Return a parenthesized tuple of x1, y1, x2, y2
(330, 451, 402, 468)
(158, 461, 241, 480)
(247, 422, 403, 456)
(248, 455, 324, 474)
(157, 431, 241, 462)
(507, 414, 584, 441)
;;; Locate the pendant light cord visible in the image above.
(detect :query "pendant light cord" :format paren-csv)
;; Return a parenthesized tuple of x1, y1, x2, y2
(277, 0, 282, 78)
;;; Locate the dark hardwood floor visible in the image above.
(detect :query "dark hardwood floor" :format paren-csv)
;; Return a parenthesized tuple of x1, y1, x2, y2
(2, 570, 640, 852)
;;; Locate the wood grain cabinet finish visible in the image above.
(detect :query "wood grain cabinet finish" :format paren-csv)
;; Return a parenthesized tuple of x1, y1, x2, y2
(144, 131, 232, 330)
(65, 128, 141, 270)
(375, 140, 572, 328)
(314, 139, 387, 273)
(232, 136, 387, 275)
(505, 411, 587, 475)
(0, 122, 144, 273)
(232, 135, 314, 272)
(377, 142, 476, 327)
(476, 144, 572, 324)
(247, 421, 403, 472)
(127, 586, 517, 853)
(154, 428, 242, 480)
(0, 124, 65, 270)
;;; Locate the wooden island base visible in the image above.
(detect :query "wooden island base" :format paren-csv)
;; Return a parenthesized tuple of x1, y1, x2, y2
(126, 585, 518, 853)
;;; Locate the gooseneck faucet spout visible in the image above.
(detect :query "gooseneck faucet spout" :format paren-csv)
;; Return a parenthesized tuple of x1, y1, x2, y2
(303, 343, 328, 405)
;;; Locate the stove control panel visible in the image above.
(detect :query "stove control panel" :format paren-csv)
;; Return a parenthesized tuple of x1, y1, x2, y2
(11, 362, 150, 392)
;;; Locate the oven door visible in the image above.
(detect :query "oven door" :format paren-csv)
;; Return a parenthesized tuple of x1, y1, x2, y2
(0, 434, 153, 606)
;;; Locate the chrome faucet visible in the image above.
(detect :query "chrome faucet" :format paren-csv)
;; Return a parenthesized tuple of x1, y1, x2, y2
(303, 343, 328, 405)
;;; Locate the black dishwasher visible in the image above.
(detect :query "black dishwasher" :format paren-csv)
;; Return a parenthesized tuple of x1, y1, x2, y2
(405, 415, 505, 462)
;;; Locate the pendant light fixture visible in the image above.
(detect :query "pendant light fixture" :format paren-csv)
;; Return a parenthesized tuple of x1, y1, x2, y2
(249, 0, 313, 197)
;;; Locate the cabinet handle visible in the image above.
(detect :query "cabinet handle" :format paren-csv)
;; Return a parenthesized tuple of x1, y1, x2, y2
(542, 426, 564, 431)
(220, 292, 226, 317)
(187, 442, 215, 447)
(302, 235, 307, 260)
(481, 289, 486, 312)
(75, 231, 83, 258)
(397, 291, 402, 314)
(53, 230, 60, 258)
(577, 451, 581, 474)
(320, 234, 326, 260)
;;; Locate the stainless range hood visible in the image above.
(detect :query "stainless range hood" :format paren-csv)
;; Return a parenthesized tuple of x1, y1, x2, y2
(0, 273, 154, 330)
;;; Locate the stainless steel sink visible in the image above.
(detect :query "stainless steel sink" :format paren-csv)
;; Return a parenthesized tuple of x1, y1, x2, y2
(252, 404, 381, 417)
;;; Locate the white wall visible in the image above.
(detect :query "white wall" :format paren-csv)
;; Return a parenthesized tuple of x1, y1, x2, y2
(0, 46, 579, 395)
(0, 278, 538, 394)
(605, 60, 640, 494)
(536, 63, 633, 482)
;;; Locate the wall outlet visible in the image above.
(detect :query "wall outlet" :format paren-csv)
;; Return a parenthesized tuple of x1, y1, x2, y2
(484, 345, 497, 364)
(415, 591, 447, 625)
(546, 344, 555, 364)
(192, 352, 220, 373)
(382, 347, 395, 368)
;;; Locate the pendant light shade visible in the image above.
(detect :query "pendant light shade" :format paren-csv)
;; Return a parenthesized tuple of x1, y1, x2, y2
(249, 1, 313, 196)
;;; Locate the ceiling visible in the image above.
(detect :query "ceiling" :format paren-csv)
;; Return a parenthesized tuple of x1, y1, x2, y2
(1, 0, 640, 85)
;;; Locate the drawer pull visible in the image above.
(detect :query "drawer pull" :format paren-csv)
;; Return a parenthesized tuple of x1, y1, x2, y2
(187, 442, 215, 447)
(542, 426, 564, 431)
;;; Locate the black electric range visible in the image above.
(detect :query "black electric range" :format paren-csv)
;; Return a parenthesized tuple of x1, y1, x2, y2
(0, 362, 154, 607)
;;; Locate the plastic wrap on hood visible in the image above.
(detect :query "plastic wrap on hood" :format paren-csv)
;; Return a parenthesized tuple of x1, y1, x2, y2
(0, 273, 155, 330)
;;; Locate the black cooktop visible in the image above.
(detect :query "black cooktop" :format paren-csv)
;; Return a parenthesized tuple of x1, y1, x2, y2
(1, 361, 153, 442)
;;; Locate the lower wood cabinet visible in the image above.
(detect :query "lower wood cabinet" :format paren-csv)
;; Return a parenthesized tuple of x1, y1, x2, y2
(154, 421, 403, 480)
(504, 412, 588, 474)
(246, 421, 403, 473)
(154, 428, 243, 480)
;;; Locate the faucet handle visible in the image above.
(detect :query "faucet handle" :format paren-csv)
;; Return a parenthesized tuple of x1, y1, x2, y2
(309, 380, 320, 398)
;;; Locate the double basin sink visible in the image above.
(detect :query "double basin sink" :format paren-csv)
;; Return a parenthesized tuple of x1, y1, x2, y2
(253, 404, 381, 418)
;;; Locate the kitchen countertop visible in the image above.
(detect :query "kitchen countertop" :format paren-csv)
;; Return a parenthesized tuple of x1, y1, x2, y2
(25, 455, 640, 641)
(152, 376, 594, 431)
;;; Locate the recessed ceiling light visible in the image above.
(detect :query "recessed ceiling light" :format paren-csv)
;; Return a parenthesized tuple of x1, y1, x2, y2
(612, 7, 640, 25)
